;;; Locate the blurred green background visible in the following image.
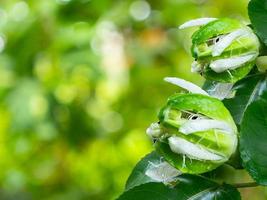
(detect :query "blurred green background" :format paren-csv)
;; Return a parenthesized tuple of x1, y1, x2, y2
(0, 0, 266, 199)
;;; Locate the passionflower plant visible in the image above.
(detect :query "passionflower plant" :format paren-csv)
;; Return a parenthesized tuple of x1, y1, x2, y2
(147, 78, 238, 174)
(179, 18, 260, 82)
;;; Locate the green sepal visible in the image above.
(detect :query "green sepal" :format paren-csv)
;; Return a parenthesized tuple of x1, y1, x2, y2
(155, 140, 221, 174)
(203, 61, 255, 83)
(191, 18, 242, 46)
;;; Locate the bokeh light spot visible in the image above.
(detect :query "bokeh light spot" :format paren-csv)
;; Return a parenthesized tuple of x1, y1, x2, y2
(54, 84, 77, 104)
(29, 95, 48, 118)
(10, 1, 29, 22)
(129, 1, 151, 21)
(0, 35, 6, 53)
(0, 9, 7, 27)
(101, 111, 123, 133)
(56, 0, 72, 5)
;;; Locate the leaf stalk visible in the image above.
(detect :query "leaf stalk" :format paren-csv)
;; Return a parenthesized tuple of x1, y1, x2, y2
(232, 182, 259, 188)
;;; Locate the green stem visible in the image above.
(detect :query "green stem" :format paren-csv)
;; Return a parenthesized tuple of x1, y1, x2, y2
(256, 56, 267, 72)
(233, 182, 259, 189)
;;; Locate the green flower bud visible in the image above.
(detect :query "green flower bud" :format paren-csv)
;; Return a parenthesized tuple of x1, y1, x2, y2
(147, 93, 238, 174)
(181, 18, 260, 83)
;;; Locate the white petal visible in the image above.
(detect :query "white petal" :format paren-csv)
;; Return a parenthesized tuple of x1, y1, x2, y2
(207, 83, 234, 100)
(179, 119, 233, 135)
(179, 18, 217, 30)
(210, 54, 256, 73)
(212, 29, 249, 57)
(164, 77, 209, 96)
(168, 136, 224, 161)
(145, 161, 181, 183)
(146, 123, 162, 138)
(191, 61, 202, 73)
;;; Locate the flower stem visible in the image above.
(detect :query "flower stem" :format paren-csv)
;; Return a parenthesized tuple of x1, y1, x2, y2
(233, 182, 259, 188)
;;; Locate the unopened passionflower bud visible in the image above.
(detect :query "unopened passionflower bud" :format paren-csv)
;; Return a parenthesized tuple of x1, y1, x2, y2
(147, 78, 238, 174)
(180, 18, 260, 83)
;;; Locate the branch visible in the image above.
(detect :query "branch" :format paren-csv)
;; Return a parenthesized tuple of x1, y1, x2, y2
(232, 182, 259, 188)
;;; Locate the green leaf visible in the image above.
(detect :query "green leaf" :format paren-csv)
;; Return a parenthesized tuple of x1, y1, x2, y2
(240, 96, 267, 185)
(119, 182, 178, 200)
(248, 0, 267, 45)
(118, 174, 241, 200)
(175, 175, 241, 200)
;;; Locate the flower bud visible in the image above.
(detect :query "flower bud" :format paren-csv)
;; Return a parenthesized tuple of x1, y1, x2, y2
(148, 93, 238, 174)
(181, 18, 260, 82)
